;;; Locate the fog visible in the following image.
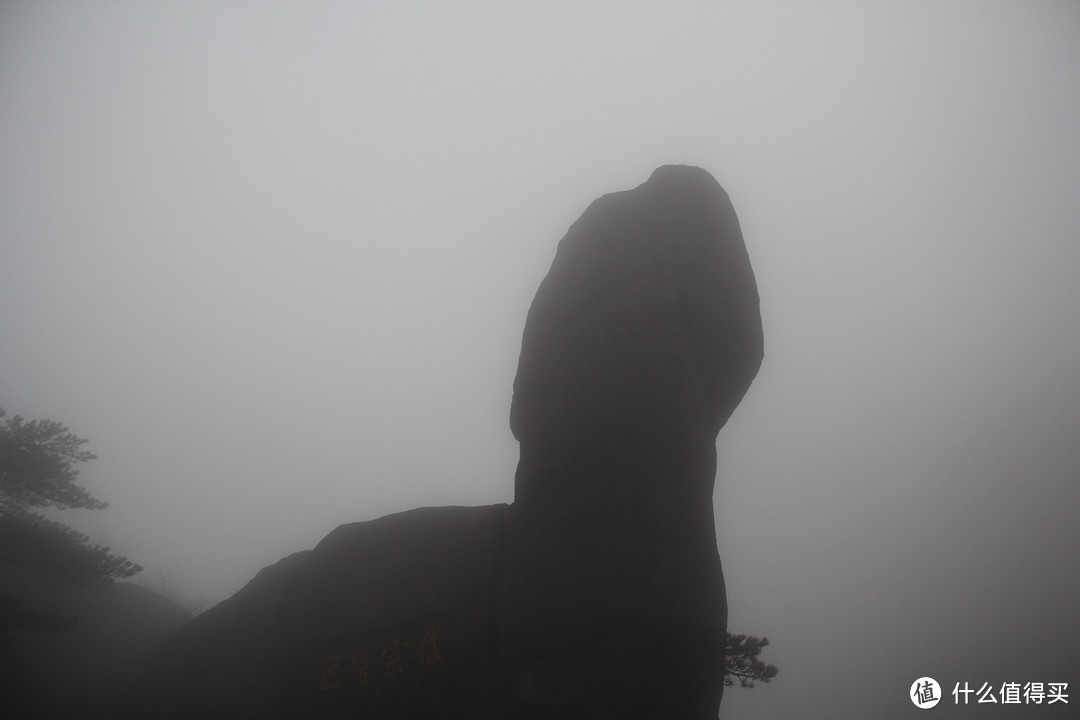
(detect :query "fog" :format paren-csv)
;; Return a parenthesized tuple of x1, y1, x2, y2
(2, 2, 1078, 717)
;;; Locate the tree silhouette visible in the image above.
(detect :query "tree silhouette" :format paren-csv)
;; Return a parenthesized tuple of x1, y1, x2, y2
(0, 406, 141, 639)
(725, 632, 779, 688)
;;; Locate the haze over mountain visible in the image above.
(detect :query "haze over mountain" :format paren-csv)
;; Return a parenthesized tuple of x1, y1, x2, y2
(2, 2, 1077, 717)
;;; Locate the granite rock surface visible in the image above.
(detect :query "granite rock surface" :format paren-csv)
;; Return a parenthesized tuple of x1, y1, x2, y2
(126, 165, 763, 719)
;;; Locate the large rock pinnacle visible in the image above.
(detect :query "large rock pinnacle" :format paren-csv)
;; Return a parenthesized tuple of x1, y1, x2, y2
(124, 165, 763, 720)
(500, 164, 763, 717)
(511, 164, 762, 455)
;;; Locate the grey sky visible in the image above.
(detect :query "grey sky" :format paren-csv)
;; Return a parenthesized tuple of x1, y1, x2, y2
(2, 2, 1078, 717)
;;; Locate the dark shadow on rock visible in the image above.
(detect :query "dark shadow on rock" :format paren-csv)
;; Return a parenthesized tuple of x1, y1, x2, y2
(126, 165, 763, 719)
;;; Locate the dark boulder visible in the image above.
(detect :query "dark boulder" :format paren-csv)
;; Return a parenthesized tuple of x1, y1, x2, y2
(127, 505, 508, 719)
(126, 165, 763, 719)
(500, 164, 762, 717)
(511, 164, 762, 451)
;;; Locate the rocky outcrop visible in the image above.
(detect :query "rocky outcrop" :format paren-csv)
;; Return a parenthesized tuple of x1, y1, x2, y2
(511, 164, 762, 450)
(129, 506, 507, 718)
(126, 165, 763, 719)
(501, 164, 762, 717)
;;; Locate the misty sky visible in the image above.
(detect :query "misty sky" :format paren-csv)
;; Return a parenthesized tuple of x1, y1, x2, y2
(2, 2, 1078, 718)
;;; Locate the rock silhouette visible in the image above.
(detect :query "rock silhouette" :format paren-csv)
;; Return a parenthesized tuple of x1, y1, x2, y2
(503, 164, 762, 717)
(126, 165, 763, 719)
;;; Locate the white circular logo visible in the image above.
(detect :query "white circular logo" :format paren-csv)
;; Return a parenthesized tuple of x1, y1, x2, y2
(911, 677, 942, 709)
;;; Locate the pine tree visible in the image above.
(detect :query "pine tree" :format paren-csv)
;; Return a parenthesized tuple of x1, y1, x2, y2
(0, 406, 141, 638)
(724, 632, 779, 688)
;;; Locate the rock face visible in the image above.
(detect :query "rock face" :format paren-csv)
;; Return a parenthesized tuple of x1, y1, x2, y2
(501, 164, 763, 717)
(129, 506, 508, 718)
(126, 165, 763, 719)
